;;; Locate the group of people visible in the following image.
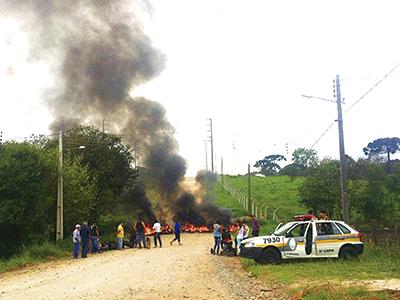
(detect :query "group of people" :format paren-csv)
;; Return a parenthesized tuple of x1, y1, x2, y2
(72, 222, 100, 259)
(306, 209, 330, 221)
(72, 219, 183, 258)
(117, 217, 148, 250)
(212, 215, 260, 255)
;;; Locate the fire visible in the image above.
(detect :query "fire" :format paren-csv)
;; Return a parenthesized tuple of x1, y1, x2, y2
(142, 223, 239, 235)
(181, 224, 211, 233)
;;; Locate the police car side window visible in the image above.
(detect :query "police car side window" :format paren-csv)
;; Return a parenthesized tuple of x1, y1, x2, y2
(317, 222, 341, 235)
(287, 223, 307, 238)
(335, 222, 351, 234)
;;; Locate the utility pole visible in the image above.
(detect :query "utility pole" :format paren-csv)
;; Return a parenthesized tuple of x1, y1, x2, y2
(247, 164, 252, 215)
(56, 131, 64, 241)
(334, 75, 350, 223)
(204, 140, 208, 171)
(207, 118, 214, 173)
(0, 131, 3, 146)
(301, 75, 350, 223)
(102, 118, 109, 133)
(221, 156, 224, 188)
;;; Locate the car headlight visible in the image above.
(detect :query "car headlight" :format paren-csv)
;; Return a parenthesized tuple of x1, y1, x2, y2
(245, 242, 256, 247)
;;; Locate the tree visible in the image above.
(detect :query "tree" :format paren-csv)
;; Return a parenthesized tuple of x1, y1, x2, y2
(0, 142, 57, 257)
(62, 158, 96, 233)
(254, 154, 286, 176)
(292, 148, 319, 169)
(298, 159, 341, 217)
(363, 137, 400, 162)
(356, 164, 395, 225)
(62, 126, 138, 220)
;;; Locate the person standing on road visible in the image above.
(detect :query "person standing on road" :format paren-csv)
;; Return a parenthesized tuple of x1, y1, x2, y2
(212, 220, 222, 255)
(236, 222, 249, 254)
(251, 215, 260, 237)
(153, 219, 162, 248)
(130, 223, 138, 248)
(80, 222, 90, 258)
(72, 224, 81, 259)
(90, 222, 100, 253)
(135, 217, 147, 249)
(234, 221, 242, 249)
(170, 220, 182, 245)
(117, 222, 124, 250)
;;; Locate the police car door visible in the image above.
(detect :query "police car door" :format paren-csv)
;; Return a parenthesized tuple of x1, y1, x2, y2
(282, 222, 313, 258)
(315, 221, 343, 257)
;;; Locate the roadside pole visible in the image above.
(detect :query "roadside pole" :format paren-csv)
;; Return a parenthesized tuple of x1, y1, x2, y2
(247, 164, 252, 214)
(221, 156, 224, 188)
(56, 131, 63, 241)
(335, 75, 350, 223)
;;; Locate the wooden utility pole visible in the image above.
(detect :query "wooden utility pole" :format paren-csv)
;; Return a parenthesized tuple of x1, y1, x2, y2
(335, 75, 350, 223)
(204, 140, 208, 171)
(208, 118, 214, 173)
(221, 157, 224, 188)
(56, 131, 64, 241)
(247, 164, 252, 214)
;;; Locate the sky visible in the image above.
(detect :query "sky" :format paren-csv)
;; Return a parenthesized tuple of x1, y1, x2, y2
(1, 0, 400, 175)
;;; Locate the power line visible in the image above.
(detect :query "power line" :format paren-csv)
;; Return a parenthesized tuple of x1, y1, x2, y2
(344, 61, 400, 114)
(310, 61, 400, 148)
(310, 121, 336, 149)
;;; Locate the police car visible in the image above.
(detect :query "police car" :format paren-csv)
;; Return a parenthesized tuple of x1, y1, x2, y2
(240, 217, 363, 264)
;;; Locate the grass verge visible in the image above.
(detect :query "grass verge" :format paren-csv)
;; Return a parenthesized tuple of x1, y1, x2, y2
(241, 245, 400, 299)
(0, 240, 71, 273)
(290, 284, 397, 300)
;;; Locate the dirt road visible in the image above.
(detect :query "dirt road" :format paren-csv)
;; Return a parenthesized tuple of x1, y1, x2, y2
(0, 234, 285, 300)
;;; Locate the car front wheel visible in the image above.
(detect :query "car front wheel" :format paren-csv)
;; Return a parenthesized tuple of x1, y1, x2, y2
(256, 247, 282, 264)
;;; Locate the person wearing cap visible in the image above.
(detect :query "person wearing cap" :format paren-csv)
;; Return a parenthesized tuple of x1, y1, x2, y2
(73, 224, 81, 258)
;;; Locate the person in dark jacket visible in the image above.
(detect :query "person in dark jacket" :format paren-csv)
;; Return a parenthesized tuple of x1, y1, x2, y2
(170, 220, 182, 245)
(90, 223, 100, 253)
(80, 222, 90, 258)
(251, 215, 260, 237)
(135, 217, 147, 249)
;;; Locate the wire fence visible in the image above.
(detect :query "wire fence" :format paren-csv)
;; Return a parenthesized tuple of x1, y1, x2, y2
(355, 221, 400, 246)
(217, 175, 281, 221)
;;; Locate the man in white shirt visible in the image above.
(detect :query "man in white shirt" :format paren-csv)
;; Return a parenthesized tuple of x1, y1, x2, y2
(152, 220, 162, 248)
(73, 224, 81, 258)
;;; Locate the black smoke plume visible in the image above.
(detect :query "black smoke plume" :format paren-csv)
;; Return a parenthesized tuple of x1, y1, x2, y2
(1, 1, 225, 223)
(174, 171, 232, 225)
(121, 184, 155, 221)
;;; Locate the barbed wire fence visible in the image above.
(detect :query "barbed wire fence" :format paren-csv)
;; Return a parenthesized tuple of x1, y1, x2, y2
(217, 175, 281, 221)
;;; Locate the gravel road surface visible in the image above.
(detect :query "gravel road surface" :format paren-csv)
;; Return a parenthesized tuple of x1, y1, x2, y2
(0, 233, 285, 300)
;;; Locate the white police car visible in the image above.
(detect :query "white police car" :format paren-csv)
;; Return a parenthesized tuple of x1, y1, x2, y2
(240, 218, 363, 264)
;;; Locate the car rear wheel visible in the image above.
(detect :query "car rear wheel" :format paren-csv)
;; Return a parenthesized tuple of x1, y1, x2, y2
(256, 247, 282, 264)
(339, 245, 357, 260)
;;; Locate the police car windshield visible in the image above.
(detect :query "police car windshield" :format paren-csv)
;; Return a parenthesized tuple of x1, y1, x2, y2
(273, 222, 297, 236)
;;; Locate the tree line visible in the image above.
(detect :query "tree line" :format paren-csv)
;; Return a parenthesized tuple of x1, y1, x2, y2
(0, 126, 140, 258)
(253, 137, 400, 226)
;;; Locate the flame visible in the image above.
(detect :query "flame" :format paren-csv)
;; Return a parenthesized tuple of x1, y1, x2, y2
(142, 223, 240, 235)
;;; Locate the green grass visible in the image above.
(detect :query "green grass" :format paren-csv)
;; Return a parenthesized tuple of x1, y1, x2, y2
(241, 245, 400, 284)
(215, 177, 400, 298)
(215, 183, 248, 217)
(222, 175, 306, 222)
(0, 241, 70, 273)
(290, 284, 396, 300)
(215, 175, 304, 234)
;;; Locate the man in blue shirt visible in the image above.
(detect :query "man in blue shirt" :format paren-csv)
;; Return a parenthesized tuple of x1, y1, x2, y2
(170, 220, 182, 245)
